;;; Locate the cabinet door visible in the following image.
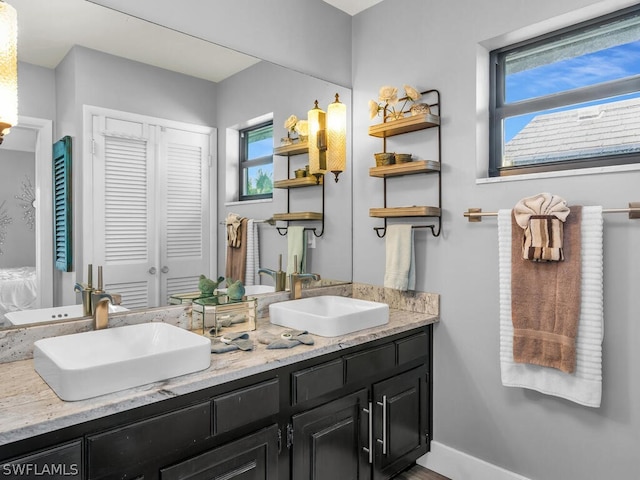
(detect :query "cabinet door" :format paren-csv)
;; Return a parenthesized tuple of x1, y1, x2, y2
(372, 367, 429, 480)
(291, 389, 370, 480)
(160, 425, 278, 480)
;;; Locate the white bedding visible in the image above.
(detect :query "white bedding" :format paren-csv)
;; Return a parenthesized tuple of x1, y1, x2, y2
(0, 266, 38, 323)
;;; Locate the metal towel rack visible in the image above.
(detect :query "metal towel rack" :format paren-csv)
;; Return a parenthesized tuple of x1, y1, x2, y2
(463, 202, 640, 222)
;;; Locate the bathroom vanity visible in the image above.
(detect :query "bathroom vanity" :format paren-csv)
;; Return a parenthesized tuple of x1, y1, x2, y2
(0, 307, 436, 480)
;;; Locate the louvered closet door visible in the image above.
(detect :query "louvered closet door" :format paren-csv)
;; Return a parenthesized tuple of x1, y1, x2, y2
(91, 115, 159, 309)
(157, 127, 210, 303)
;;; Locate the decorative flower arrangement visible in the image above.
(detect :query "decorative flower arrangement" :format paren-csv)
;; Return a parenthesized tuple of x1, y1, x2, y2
(368, 85, 422, 120)
(283, 115, 309, 143)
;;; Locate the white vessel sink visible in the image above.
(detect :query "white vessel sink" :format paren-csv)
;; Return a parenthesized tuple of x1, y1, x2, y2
(5, 304, 129, 326)
(33, 322, 211, 401)
(269, 295, 389, 337)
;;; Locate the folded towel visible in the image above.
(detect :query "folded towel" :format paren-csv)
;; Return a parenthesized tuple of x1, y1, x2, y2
(384, 225, 415, 291)
(226, 213, 244, 248)
(211, 332, 254, 353)
(226, 218, 248, 283)
(514, 193, 570, 262)
(499, 206, 604, 407)
(286, 226, 306, 275)
(258, 330, 315, 349)
(511, 206, 582, 373)
(244, 219, 260, 286)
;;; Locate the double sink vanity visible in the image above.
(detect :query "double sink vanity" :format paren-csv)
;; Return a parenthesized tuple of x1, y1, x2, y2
(0, 283, 438, 480)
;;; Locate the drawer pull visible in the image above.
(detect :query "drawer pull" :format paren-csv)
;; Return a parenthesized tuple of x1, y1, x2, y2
(376, 395, 388, 455)
(362, 402, 373, 464)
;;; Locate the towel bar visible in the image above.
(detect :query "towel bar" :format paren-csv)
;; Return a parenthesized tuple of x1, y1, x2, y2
(464, 202, 640, 222)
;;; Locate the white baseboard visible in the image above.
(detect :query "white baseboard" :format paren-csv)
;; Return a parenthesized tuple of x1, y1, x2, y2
(417, 441, 532, 480)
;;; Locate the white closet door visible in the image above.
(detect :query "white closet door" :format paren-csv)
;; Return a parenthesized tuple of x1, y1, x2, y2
(158, 127, 211, 303)
(91, 115, 159, 309)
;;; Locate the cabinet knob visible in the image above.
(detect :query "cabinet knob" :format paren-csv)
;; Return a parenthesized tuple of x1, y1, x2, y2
(148, 267, 157, 275)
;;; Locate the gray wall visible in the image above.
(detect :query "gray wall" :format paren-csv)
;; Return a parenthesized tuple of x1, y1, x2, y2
(215, 60, 352, 281)
(17, 62, 56, 121)
(352, 0, 640, 478)
(90, 0, 353, 88)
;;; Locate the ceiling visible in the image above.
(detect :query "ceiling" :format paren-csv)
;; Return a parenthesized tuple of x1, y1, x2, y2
(322, 0, 383, 15)
(11, 0, 260, 83)
(11, 0, 381, 86)
(10, 0, 382, 82)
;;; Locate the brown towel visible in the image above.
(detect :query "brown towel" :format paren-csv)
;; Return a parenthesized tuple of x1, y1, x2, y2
(511, 206, 582, 373)
(225, 218, 247, 283)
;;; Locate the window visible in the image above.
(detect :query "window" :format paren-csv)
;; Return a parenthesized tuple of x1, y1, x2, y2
(489, 5, 640, 177)
(239, 122, 273, 200)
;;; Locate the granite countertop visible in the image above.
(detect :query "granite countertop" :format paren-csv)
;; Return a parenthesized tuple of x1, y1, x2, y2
(0, 308, 438, 447)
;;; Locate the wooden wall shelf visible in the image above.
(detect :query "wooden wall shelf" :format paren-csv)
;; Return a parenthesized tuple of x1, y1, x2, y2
(273, 142, 309, 156)
(274, 176, 323, 189)
(367, 89, 442, 238)
(369, 206, 441, 218)
(369, 160, 440, 178)
(273, 212, 323, 222)
(368, 113, 440, 138)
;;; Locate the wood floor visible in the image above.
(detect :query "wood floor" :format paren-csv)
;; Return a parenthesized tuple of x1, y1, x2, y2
(393, 464, 451, 480)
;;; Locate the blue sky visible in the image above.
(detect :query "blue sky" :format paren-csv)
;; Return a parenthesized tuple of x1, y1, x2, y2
(504, 40, 640, 142)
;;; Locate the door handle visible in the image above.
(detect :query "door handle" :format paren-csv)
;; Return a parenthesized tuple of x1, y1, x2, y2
(376, 395, 387, 455)
(362, 402, 373, 464)
(148, 267, 157, 275)
(161, 266, 169, 273)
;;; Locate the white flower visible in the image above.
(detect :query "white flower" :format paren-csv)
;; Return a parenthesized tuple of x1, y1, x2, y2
(295, 119, 308, 136)
(378, 86, 398, 106)
(368, 84, 423, 121)
(284, 115, 298, 132)
(403, 85, 421, 102)
(369, 99, 380, 120)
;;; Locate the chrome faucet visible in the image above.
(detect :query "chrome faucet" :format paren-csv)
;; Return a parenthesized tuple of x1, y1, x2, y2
(289, 255, 320, 300)
(87, 265, 122, 329)
(258, 254, 286, 291)
(74, 264, 95, 317)
(92, 292, 113, 330)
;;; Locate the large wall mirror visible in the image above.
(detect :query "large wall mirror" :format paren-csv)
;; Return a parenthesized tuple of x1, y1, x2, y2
(0, 0, 352, 329)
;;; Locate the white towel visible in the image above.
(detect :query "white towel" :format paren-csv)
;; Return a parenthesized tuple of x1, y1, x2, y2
(498, 206, 604, 407)
(244, 219, 260, 286)
(286, 226, 306, 275)
(384, 225, 415, 291)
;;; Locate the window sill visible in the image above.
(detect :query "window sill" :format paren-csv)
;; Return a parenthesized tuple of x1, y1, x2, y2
(477, 162, 640, 184)
(225, 198, 273, 207)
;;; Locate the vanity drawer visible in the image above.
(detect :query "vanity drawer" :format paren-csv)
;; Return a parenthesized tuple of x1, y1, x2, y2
(213, 378, 279, 435)
(396, 332, 429, 365)
(2, 440, 83, 479)
(344, 343, 395, 384)
(292, 358, 344, 404)
(87, 402, 211, 479)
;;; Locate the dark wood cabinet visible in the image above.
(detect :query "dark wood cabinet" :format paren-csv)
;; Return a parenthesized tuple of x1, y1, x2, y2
(291, 389, 370, 480)
(372, 367, 429, 480)
(0, 325, 432, 480)
(160, 425, 278, 480)
(287, 330, 431, 480)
